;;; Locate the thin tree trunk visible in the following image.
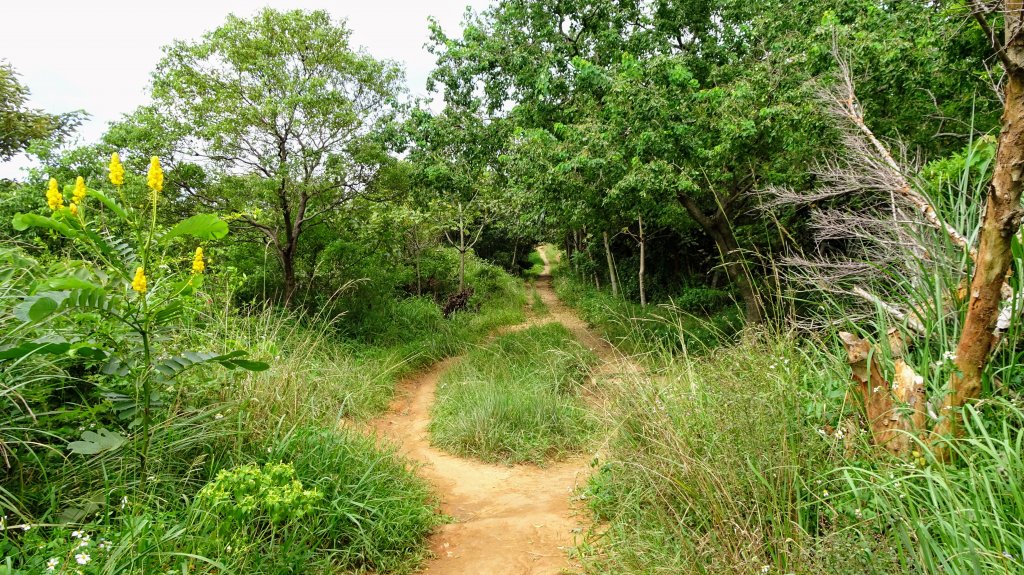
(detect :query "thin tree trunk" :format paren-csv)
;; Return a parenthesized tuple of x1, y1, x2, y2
(678, 192, 763, 323)
(638, 217, 647, 306)
(603, 230, 619, 297)
(415, 253, 422, 296)
(282, 248, 297, 308)
(458, 202, 466, 292)
(935, 6, 1024, 444)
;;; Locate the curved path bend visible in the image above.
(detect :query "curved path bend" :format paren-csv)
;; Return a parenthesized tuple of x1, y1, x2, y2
(370, 248, 637, 575)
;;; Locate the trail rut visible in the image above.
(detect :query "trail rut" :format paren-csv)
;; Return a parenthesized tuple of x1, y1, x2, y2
(369, 248, 634, 575)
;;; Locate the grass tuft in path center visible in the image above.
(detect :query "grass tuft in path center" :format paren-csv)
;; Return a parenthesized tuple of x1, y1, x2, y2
(429, 323, 598, 464)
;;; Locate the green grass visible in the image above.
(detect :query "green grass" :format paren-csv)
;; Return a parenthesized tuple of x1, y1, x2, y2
(578, 329, 1024, 575)
(0, 249, 527, 574)
(553, 273, 741, 359)
(429, 323, 597, 464)
(522, 248, 546, 281)
(529, 283, 549, 316)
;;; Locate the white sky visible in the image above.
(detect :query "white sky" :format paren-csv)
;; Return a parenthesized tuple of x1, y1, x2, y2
(0, 0, 491, 179)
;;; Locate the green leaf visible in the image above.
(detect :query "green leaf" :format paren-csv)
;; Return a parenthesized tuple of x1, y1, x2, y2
(85, 188, 130, 221)
(154, 349, 269, 381)
(161, 214, 229, 243)
(0, 336, 71, 360)
(68, 428, 126, 455)
(13, 291, 68, 322)
(13, 287, 115, 324)
(12, 213, 79, 238)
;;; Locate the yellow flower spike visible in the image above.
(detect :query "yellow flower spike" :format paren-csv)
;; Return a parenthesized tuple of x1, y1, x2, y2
(192, 247, 205, 274)
(72, 176, 87, 204)
(131, 267, 147, 294)
(109, 153, 125, 187)
(46, 178, 64, 211)
(147, 156, 164, 194)
(69, 203, 78, 216)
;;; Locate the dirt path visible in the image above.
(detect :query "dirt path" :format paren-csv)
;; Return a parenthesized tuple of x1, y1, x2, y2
(370, 247, 634, 575)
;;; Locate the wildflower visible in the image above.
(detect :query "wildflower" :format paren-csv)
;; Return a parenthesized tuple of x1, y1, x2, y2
(822, 490, 829, 497)
(70, 203, 79, 216)
(98, 539, 111, 551)
(192, 246, 205, 274)
(72, 530, 83, 538)
(46, 558, 59, 572)
(131, 267, 147, 294)
(120, 496, 128, 509)
(72, 176, 87, 203)
(147, 156, 164, 194)
(214, 412, 224, 420)
(46, 178, 64, 211)
(760, 566, 771, 574)
(21, 524, 30, 531)
(109, 152, 125, 186)
(75, 552, 91, 565)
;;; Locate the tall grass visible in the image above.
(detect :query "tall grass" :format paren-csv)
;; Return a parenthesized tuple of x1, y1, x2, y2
(1, 245, 528, 573)
(430, 323, 597, 464)
(553, 273, 741, 360)
(577, 321, 1024, 574)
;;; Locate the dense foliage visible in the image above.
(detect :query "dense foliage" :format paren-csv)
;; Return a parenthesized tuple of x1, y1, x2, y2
(2, 1, 1023, 574)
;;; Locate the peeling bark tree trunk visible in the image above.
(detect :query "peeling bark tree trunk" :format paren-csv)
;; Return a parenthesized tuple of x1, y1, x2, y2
(603, 230, 619, 297)
(936, 7, 1024, 444)
(840, 331, 927, 455)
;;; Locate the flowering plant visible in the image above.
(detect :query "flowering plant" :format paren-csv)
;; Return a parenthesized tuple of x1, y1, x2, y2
(4, 154, 268, 477)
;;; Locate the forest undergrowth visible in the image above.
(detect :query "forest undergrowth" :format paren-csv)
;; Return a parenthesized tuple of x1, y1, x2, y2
(551, 267, 1024, 575)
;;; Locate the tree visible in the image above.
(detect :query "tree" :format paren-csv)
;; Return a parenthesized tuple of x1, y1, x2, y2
(938, 1, 1024, 443)
(0, 61, 82, 163)
(409, 107, 506, 292)
(150, 9, 405, 306)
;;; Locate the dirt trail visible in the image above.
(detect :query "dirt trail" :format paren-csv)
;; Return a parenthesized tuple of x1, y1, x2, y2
(370, 247, 634, 575)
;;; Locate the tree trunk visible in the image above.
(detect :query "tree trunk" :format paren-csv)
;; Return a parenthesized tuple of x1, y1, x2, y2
(935, 10, 1024, 444)
(565, 233, 573, 272)
(638, 217, 647, 306)
(678, 192, 763, 323)
(458, 203, 466, 292)
(415, 253, 422, 296)
(603, 230, 619, 297)
(281, 247, 297, 308)
(712, 219, 762, 324)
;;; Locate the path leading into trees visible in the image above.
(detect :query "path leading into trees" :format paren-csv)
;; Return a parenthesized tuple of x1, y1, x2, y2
(370, 247, 636, 575)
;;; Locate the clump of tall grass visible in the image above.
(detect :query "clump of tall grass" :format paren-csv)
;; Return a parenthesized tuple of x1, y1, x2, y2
(430, 323, 597, 464)
(581, 339, 872, 575)
(553, 274, 741, 359)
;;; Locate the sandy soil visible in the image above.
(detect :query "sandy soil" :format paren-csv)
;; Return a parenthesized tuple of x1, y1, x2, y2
(368, 247, 633, 575)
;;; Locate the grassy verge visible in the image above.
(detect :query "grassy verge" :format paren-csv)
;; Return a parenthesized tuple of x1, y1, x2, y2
(580, 334, 1024, 575)
(552, 273, 741, 359)
(429, 323, 597, 464)
(3, 256, 525, 574)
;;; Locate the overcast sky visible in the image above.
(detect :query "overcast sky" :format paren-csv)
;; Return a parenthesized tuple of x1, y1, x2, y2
(0, 0, 491, 179)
